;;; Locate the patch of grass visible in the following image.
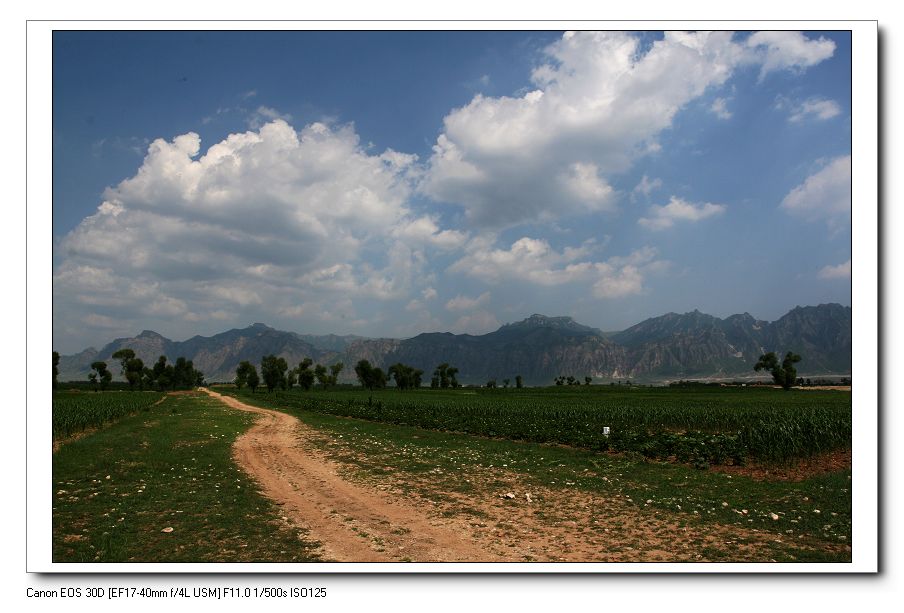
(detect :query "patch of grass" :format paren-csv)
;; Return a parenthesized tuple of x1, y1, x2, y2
(52, 392, 320, 563)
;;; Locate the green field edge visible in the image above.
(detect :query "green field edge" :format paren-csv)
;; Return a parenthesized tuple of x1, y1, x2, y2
(52, 391, 321, 563)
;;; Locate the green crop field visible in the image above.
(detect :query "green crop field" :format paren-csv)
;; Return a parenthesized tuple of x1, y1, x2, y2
(51, 386, 852, 562)
(53, 392, 320, 562)
(53, 390, 166, 438)
(224, 385, 851, 465)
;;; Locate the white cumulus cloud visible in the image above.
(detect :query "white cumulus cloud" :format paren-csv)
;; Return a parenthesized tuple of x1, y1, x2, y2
(745, 31, 836, 80)
(449, 310, 501, 334)
(248, 105, 293, 129)
(710, 97, 733, 119)
(448, 236, 664, 299)
(420, 31, 833, 229)
(786, 97, 842, 123)
(632, 175, 662, 201)
(817, 259, 851, 280)
(780, 155, 851, 228)
(445, 291, 491, 312)
(638, 196, 726, 230)
(53, 120, 455, 346)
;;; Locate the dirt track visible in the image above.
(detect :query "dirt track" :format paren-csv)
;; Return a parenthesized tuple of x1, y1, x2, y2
(202, 388, 505, 562)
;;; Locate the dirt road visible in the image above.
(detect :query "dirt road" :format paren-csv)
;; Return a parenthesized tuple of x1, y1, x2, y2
(202, 388, 505, 562)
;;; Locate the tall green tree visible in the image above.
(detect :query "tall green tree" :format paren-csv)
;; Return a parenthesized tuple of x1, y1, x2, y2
(153, 356, 168, 390)
(448, 366, 459, 388)
(110, 349, 150, 390)
(260, 355, 288, 392)
(235, 360, 254, 389)
(89, 361, 112, 391)
(314, 364, 328, 388)
(158, 364, 174, 391)
(355, 359, 387, 390)
(329, 362, 344, 387)
(126, 357, 145, 389)
(432, 363, 459, 389)
(754, 351, 802, 390)
(515, 375, 523, 389)
(388, 363, 423, 390)
(174, 357, 196, 389)
(141, 366, 155, 390)
(53, 351, 60, 389)
(370, 367, 387, 390)
(355, 359, 374, 389)
(111, 348, 134, 373)
(296, 358, 315, 391)
(247, 365, 260, 393)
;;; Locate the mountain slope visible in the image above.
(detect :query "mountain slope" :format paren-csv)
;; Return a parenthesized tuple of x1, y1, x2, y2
(57, 304, 852, 384)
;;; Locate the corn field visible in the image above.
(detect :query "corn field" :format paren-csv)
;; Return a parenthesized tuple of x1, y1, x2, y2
(233, 386, 851, 465)
(52, 391, 166, 437)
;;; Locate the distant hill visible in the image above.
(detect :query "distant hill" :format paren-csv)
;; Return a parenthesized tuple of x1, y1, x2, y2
(57, 304, 852, 384)
(58, 324, 337, 384)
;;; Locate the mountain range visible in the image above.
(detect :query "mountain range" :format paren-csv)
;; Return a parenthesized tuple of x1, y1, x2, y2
(56, 304, 852, 384)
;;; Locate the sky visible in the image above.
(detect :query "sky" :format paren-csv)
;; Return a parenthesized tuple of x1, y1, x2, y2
(51, 30, 853, 353)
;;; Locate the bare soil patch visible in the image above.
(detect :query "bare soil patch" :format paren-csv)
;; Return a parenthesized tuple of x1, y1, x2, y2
(709, 448, 851, 481)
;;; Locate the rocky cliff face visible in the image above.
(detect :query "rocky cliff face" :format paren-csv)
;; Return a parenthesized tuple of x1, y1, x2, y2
(764, 304, 852, 373)
(57, 304, 852, 384)
(609, 305, 851, 379)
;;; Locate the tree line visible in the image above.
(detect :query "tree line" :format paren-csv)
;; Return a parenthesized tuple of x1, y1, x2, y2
(81, 349, 204, 391)
(57, 347, 811, 393)
(484, 375, 524, 389)
(234, 357, 498, 392)
(554, 375, 592, 386)
(234, 355, 345, 393)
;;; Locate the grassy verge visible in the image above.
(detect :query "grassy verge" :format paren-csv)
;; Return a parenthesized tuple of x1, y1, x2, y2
(52, 391, 320, 563)
(224, 389, 851, 562)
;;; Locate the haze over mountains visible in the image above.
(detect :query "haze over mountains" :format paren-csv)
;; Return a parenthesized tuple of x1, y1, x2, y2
(57, 304, 852, 385)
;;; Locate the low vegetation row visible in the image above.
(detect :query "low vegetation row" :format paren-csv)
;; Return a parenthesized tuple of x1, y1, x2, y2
(223, 385, 851, 466)
(52, 390, 165, 437)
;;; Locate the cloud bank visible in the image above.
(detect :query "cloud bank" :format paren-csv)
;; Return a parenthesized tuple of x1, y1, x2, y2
(421, 30, 835, 228)
(53, 31, 842, 350)
(54, 120, 442, 343)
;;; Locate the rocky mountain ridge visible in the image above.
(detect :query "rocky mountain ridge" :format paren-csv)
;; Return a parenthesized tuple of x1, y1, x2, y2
(57, 304, 852, 384)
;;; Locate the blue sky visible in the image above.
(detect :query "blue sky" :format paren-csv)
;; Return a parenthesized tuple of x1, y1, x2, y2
(52, 30, 852, 353)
